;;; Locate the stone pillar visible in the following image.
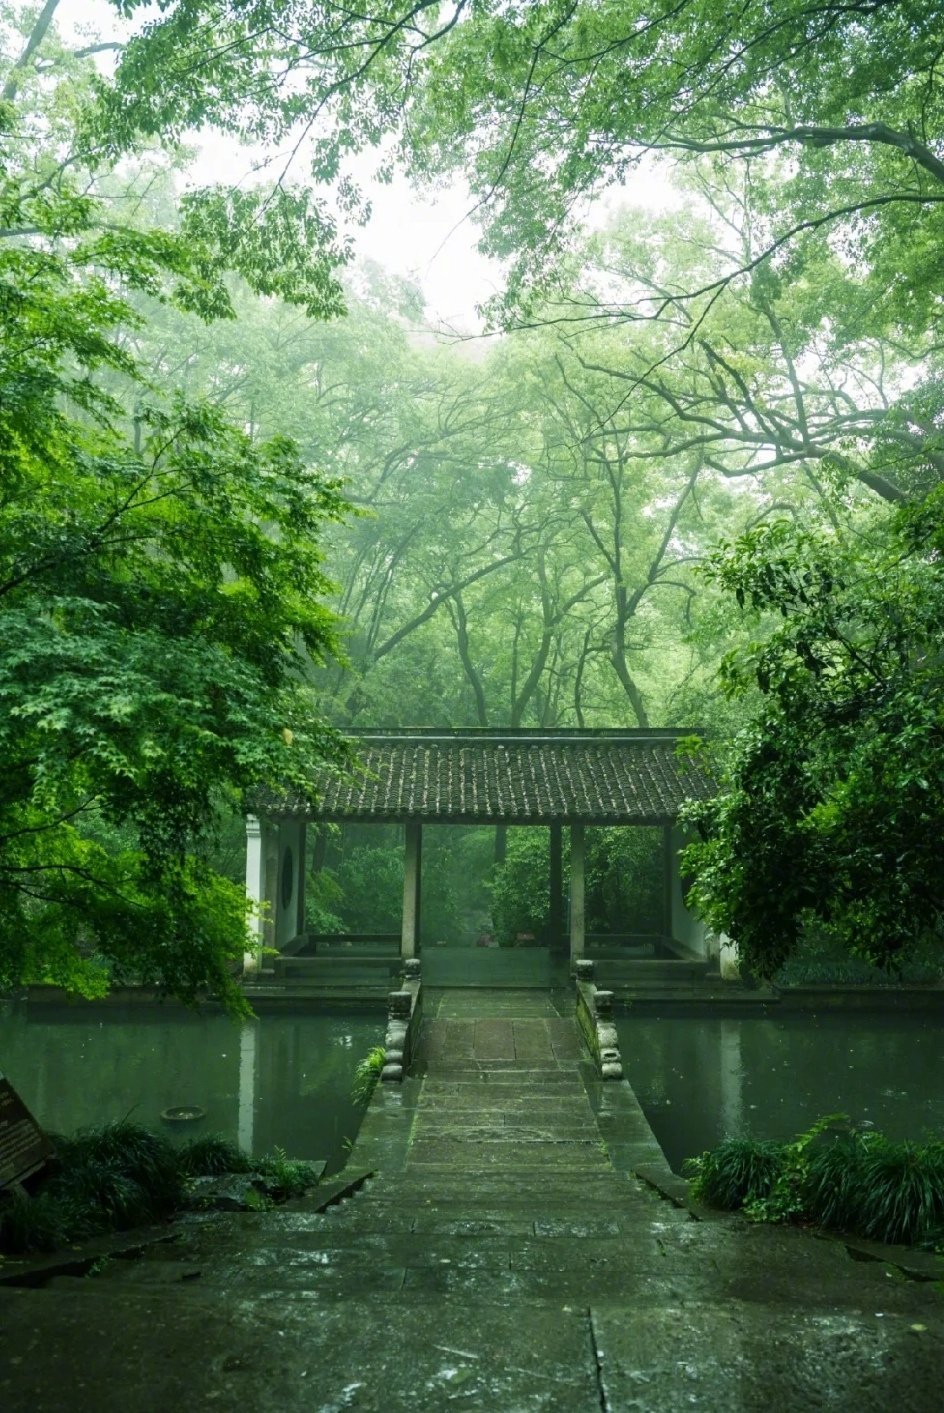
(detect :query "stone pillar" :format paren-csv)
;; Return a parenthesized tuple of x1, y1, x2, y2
(401, 820, 422, 959)
(549, 822, 563, 951)
(243, 814, 274, 975)
(662, 826, 673, 940)
(274, 819, 307, 951)
(569, 822, 585, 966)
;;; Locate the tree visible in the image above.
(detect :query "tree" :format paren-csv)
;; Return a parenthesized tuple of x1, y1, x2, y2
(0, 8, 348, 1007)
(682, 494, 944, 977)
(101, 3, 939, 325)
(558, 200, 940, 507)
(404, 2, 944, 328)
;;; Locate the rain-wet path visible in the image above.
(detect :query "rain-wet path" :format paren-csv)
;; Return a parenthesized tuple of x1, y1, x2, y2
(1, 989, 943, 1411)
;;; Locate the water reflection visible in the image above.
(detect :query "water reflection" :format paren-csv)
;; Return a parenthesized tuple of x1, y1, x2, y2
(616, 1011, 944, 1172)
(238, 1020, 257, 1156)
(0, 1005, 383, 1175)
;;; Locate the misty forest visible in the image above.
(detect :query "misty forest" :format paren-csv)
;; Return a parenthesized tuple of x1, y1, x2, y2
(3, 0, 944, 1005)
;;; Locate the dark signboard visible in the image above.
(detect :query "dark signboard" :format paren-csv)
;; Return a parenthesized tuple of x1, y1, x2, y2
(0, 1075, 54, 1188)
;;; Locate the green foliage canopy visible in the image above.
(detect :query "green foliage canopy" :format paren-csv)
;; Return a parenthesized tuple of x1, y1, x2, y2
(0, 18, 349, 1007)
(683, 494, 944, 976)
(103, 1, 943, 333)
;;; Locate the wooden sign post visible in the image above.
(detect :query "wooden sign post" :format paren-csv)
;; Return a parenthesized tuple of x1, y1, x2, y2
(0, 1073, 54, 1190)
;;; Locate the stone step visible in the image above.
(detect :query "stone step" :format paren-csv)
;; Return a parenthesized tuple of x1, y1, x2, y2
(59, 1246, 900, 1307)
(407, 1124, 600, 1141)
(366, 1169, 663, 1186)
(417, 1074, 590, 1087)
(332, 1200, 665, 1223)
(119, 1219, 676, 1261)
(404, 1143, 612, 1167)
(99, 1231, 683, 1273)
(80, 1257, 710, 1302)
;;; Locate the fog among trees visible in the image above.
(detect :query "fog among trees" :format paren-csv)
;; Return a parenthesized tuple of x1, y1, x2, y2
(2, 0, 942, 998)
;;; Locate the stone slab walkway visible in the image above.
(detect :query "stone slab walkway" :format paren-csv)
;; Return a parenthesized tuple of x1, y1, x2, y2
(1, 990, 943, 1411)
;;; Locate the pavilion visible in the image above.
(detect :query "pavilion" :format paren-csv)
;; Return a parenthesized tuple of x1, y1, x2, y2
(243, 727, 723, 977)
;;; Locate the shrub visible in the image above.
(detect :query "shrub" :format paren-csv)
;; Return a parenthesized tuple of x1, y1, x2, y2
(256, 1147, 320, 1197)
(684, 1137, 785, 1209)
(0, 1190, 72, 1254)
(775, 922, 944, 988)
(686, 1119, 944, 1247)
(855, 1138, 944, 1246)
(177, 1134, 253, 1177)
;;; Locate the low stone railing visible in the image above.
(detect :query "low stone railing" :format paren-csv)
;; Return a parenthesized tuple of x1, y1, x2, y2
(574, 958, 623, 1080)
(380, 958, 423, 1082)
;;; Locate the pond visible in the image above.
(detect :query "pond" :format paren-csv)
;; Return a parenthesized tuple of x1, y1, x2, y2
(0, 1003, 383, 1175)
(615, 1010, 944, 1173)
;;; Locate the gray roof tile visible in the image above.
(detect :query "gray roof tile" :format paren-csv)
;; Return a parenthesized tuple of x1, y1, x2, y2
(263, 729, 711, 824)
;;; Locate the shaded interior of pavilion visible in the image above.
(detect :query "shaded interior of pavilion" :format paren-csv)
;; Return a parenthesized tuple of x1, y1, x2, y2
(244, 728, 727, 991)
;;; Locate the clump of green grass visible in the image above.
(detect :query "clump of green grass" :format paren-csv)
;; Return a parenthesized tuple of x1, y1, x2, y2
(256, 1147, 320, 1198)
(0, 1190, 73, 1255)
(43, 1120, 184, 1237)
(686, 1120, 944, 1248)
(851, 1138, 944, 1246)
(0, 1121, 184, 1254)
(800, 1131, 869, 1232)
(351, 1045, 386, 1106)
(0, 1121, 322, 1257)
(56, 1120, 184, 1217)
(684, 1137, 785, 1210)
(177, 1134, 253, 1177)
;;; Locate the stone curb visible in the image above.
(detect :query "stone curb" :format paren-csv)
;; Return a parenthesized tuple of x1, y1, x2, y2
(0, 1223, 177, 1288)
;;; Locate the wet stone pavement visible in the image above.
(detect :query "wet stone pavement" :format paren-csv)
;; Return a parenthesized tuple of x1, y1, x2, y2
(2, 988, 943, 1411)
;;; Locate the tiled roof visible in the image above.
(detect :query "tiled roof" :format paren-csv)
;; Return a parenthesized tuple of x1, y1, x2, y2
(266, 729, 712, 824)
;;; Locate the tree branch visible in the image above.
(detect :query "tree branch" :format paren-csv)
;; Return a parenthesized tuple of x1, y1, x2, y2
(656, 122, 944, 189)
(2, 0, 63, 102)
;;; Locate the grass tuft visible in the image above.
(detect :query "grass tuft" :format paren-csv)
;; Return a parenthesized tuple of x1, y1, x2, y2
(687, 1121, 944, 1248)
(256, 1146, 320, 1197)
(177, 1134, 253, 1177)
(0, 1190, 72, 1255)
(0, 1119, 326, 1257)
(684, 1136, 784, 1210)
(351, 1045, 386, 1106)
(55, 1120, 183, 1216)
(855, 1139, 944, 1246)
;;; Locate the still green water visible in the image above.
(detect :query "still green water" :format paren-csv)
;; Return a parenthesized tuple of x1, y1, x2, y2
(0, 1004, 383, 1175)
(616, 1011, 944, 1173)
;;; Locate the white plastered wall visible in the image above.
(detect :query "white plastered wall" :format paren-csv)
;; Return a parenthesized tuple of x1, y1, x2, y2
(244, 815, 306, 973)
(668, 824, 708, 959)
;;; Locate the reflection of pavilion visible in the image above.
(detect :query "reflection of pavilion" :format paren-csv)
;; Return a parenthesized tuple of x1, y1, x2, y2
(244, 727, 731, 984)
(238, 1020, 256, 1155)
